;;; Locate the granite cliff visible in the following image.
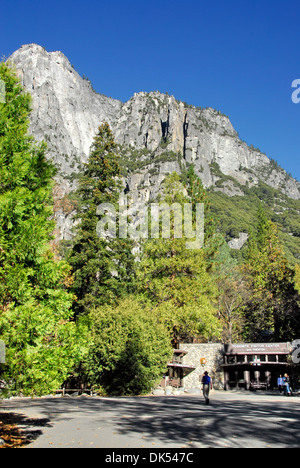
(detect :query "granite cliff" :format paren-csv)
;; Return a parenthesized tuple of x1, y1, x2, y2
(7, 44, 300, 260)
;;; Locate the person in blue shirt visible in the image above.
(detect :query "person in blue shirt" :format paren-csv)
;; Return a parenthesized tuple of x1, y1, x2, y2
(277, 375, 284, 393)
(201, 371, 213, 404)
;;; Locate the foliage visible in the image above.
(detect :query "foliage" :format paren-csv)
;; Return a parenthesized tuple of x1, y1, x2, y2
(243, 205, 300, 341)
(137, 173, 221, 344)
(208, 182, 300, 266)
(118, 146, 181, 176)
(68, 123, 135, 315)
(0, 62, 80, 396)
(184, 165, 224, 269)
(295, 264, 300, 294)
(0, 301, 85, 396)
(213, 242, 248, 343)
(1, 62, 300, 397)
(83, 297, 173, 395)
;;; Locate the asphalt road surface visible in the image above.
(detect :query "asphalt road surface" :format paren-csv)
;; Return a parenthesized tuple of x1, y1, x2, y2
(1, 391, 300, 448)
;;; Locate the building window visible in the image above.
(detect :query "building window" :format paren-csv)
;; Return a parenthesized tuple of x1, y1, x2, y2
(228, 355, 236, 364)
(278, 354, 287, 363)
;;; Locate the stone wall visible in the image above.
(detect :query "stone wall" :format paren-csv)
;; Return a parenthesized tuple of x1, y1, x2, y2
(181, 343, 224, 390)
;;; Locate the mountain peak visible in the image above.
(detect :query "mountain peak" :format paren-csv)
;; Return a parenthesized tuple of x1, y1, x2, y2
(8, 44, 299, 201)
(10, 43, 73, 71)
(4, 44, 300, 261)
(7, 44, 300, 199)
(18, 43, 46, 52)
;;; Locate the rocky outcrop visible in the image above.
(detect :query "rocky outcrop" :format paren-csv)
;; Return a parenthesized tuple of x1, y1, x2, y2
(7, 44, 300, 242)
(9, 44, 122, 185)
(228, 233, 249, 250)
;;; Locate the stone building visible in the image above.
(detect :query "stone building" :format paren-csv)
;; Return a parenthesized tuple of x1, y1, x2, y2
(180, 343, 224, 390)
(178, 342, 296, 392)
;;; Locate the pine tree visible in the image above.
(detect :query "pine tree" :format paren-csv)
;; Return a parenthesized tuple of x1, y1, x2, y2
(243, 205, 300, 341)
(0, 62, 80, 395)
(68, 123, 135, 315)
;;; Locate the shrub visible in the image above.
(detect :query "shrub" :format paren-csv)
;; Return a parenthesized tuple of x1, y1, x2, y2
(83, 297, 173, 395)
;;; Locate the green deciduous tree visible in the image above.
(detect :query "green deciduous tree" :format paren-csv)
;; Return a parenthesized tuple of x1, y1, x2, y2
(0, 62, 81, 395)
(83, 297, 172, 395)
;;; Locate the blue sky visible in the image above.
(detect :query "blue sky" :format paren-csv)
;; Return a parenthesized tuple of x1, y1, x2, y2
(1, 0, 300, 181)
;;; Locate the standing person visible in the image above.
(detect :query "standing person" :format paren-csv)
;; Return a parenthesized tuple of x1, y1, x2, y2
(283, 374, 291, 396)
(277, 375, 284, 393)
(201, 371, 213, 405)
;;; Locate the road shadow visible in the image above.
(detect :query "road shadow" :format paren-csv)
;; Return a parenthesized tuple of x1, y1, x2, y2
(0, 411, 51, 447)
(105, 395, 300, 448)
(2, 393, 300, 448)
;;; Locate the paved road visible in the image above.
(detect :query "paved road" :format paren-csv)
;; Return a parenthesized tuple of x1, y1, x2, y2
(1, 391, 300, 448)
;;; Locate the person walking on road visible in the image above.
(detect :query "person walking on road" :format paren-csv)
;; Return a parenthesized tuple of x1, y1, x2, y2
(201, 371, 213, 405)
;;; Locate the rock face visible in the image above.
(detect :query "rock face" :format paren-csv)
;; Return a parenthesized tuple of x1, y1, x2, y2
(10, 44, 121, 181)
(8, 44, 300, 241)
(228, 233, 249, 250)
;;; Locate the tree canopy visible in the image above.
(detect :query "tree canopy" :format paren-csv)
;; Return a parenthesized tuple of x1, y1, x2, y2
(0, 62, 82, 395)
(1, 62, 300, 397)
(243, 205, 300, 341)
(137, 172, 221, 344)
(83, 297, 172, 395)
(68, 123, 135, 315)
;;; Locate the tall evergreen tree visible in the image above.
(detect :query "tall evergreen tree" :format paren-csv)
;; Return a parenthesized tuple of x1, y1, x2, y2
(0, 62, 80, 396)
(68, 123, 135, 315)
(243, 205, 300, 341)
(138, 172, 221, 344)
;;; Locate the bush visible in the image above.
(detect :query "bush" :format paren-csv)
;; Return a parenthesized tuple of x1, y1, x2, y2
(83, 297, 173, 395)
